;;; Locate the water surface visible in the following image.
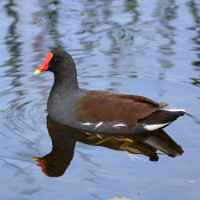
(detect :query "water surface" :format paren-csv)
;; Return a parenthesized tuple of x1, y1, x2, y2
(0, 0, 200, 199)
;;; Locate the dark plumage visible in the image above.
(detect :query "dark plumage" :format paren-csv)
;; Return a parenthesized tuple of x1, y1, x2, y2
(34, 50, 185, 133)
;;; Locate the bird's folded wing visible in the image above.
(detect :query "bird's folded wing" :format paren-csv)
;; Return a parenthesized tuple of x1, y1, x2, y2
(73, 90, 167, 127)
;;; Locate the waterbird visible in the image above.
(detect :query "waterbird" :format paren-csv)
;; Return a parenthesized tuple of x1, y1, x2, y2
(34, 50, 185, 133)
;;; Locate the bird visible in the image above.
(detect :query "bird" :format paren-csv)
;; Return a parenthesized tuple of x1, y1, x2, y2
(34, 50, 186, 133)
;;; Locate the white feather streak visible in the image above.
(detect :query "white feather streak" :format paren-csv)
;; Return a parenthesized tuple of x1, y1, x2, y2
(166, 108, 186, 112)
(113, 123, 127, 128)
(94, 122, 103, 129)
(144, 123, 170, 131)
(81, 122, 93, 126)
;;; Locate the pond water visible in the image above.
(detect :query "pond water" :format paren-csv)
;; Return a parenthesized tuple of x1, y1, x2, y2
(0, 0, 200, 199)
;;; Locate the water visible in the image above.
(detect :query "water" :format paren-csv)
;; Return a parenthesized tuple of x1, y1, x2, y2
(0, 0, 199, 199)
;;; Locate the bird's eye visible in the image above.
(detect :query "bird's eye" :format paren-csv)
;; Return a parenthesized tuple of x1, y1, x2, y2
(51, 58, 57, 63)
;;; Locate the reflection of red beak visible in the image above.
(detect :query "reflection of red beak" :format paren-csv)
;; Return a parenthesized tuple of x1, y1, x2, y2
(121, 136, 128, 141)
(33, 157, 49, 176)
(34, 52, 53, 75)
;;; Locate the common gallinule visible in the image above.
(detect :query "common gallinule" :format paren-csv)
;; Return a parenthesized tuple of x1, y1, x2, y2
(34, 50, 185, 133)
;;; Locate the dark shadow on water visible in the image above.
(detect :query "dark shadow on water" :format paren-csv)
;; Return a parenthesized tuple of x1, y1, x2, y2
(188, 0, 200, 87)
(154, 0, 177, 82)
(46, 0, 64, 50)
(33, 115, 183, 177)
(4, 0, 23, 93)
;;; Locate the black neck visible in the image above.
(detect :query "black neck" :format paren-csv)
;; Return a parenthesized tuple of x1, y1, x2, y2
(53, 71, 79, 91)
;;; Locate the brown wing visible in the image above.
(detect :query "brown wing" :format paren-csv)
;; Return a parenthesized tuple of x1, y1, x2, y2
(73, 90, 168, 127)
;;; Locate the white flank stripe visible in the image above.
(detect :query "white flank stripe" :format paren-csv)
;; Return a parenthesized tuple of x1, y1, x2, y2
(166, 108, 186, 112)
(113, 123, 127, 128)
(94, 122, 103, 129)
(81, 122, 93, 126)
(144, 123, 170, 131)
(96, 134, 103, 139)
(84, 131, 92, 135)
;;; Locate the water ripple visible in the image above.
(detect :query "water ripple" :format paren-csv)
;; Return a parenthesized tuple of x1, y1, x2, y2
(1, 92, 47, 137)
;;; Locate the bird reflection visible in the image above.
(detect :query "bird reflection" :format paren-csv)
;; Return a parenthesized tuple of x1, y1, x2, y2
(33, 115, 183, 177)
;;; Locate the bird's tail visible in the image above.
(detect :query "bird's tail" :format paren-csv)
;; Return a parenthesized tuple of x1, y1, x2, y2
(139, 109, 186, 131)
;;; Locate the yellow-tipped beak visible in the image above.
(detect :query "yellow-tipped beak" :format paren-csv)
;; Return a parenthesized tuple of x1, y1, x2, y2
(34, 69, 41, 75)
(33, 157, 39, 161)
(34, 52, 53, 75)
